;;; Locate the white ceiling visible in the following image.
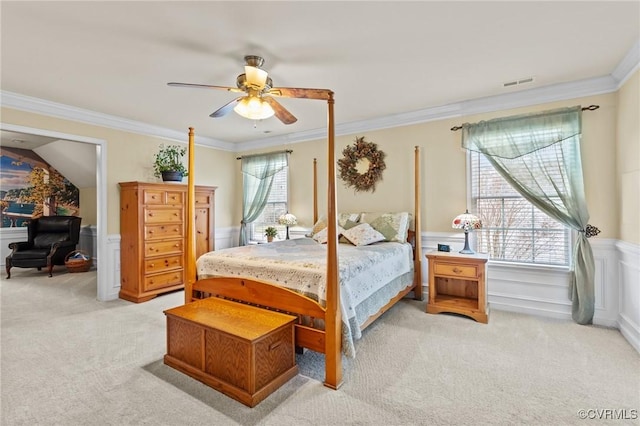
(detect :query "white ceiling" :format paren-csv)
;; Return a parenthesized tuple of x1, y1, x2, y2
(1, 1, 638, 147)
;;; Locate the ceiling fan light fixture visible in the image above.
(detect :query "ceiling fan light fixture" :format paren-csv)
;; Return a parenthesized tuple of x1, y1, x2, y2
(244, 65, 268, 90)
(233, 96, 275, 120)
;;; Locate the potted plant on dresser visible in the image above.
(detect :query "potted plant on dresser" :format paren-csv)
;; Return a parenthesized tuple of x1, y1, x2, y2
(153, 144, 188, 182)
(264, 227, 278, 242)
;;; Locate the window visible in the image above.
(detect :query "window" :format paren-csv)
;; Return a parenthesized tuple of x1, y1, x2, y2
(469, 151, 570, 266)
(250, 166, 289, 241)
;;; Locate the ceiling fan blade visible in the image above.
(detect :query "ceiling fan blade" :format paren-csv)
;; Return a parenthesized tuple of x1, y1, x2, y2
(210, 97, 242, 118)
(263, 97, 297, 125)
(268, 87, 332, 101)
(168, 82, 244, 93)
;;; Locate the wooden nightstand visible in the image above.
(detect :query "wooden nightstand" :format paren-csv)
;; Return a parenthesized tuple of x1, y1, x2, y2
(426, 251, 489, 323)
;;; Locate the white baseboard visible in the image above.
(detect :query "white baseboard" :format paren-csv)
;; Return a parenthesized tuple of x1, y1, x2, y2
(619, 312, 640, 353)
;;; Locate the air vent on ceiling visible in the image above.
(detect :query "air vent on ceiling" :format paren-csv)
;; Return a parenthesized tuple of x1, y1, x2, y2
(503, 77, 534, 88)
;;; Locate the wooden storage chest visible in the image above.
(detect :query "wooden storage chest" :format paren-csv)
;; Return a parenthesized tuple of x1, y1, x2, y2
(164, 297, 298, 407)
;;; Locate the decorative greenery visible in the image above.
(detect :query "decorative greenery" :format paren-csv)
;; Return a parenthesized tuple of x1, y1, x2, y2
(337, 136, 386, 192)
(153, 144, 188, 178)
(264, 226, 278, 238)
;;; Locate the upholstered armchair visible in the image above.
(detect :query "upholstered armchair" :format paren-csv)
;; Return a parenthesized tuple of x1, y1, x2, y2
(6, 216, 82, 278)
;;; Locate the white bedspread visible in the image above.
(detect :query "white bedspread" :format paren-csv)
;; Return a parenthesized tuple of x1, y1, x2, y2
(196, 238, 414, 357)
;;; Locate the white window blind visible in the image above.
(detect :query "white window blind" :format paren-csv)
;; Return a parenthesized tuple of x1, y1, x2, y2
(469, 151, 570, 266)
(250, 166, 289, 242)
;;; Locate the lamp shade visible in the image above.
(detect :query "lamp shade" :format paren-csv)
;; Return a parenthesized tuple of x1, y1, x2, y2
(278, 213, 297, 226)
(233, 96, 275, 120)
(452, 210, 482, 232)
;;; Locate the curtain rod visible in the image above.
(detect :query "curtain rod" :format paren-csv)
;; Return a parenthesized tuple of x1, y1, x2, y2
(449, 105, 600, 132)
(236, 149, 292, 160)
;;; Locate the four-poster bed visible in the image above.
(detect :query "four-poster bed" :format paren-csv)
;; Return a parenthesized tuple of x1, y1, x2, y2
(179, 92, 423, 389)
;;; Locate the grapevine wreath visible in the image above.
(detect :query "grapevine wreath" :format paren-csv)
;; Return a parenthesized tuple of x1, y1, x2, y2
(337, 136, 386, 192)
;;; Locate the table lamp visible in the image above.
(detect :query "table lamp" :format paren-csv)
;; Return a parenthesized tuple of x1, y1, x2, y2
(452, 210, 482, 254)
(278, 213, 297, 240)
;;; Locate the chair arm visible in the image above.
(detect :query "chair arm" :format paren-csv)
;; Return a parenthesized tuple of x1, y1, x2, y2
(49, 241, 78, 260)
(8, 241, 31, 252)
(52, 240, 77, 250)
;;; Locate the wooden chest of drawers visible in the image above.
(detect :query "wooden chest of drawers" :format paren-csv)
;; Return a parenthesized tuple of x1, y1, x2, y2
(119, 181, 216, 303)
(164, 297, 298, 407)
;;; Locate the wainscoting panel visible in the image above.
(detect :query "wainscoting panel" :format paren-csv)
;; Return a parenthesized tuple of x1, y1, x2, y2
(616, 240, 640, 352)
(0, 227, 27, 267)
(422, 234, 625, 329)
(103, 234, 121, 301)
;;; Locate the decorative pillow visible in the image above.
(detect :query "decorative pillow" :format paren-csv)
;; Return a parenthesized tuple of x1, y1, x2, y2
(338, 213, 360, 227)
(341, 223, 386, 246)
(360, 212, 410, 243)
(311, 217, 328, 236)
(312, 226, 346, 244)
(312, 214, 359, 237)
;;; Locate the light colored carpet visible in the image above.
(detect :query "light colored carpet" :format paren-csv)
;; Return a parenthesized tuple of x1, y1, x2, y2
(1, 267, 638, 425)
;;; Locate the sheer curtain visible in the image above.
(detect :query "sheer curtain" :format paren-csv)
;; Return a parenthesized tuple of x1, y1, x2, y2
(239, 152, 289, 246)
(462, 106, 597, 324)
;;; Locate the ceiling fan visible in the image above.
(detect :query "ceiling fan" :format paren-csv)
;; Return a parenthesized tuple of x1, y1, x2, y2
(168, 55, 330, 124)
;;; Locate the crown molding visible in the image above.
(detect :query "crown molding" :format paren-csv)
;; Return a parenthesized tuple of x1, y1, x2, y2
(2, 40, 638, 153)
(612, 39, 640, 87)
(0, 91, 235, 151)
(238, 73, 619, 151)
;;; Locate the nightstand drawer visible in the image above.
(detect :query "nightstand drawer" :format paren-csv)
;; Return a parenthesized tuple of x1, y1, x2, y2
(433, 262, 478, 279)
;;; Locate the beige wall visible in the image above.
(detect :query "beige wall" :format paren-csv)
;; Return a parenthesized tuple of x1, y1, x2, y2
(616, 70, 640, 244)
(1, 108, 237, 233)
(254, 92, 621, 237)
(78, 187, 97, 226)
(2, 85, 632, 241)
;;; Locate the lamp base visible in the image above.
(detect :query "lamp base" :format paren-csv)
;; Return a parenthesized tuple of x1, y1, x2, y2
(459, 231, 475, 254)
(286, 226, 290, 240)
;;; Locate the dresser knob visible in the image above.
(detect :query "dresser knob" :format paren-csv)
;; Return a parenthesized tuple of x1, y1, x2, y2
(453, 267, 462, 274)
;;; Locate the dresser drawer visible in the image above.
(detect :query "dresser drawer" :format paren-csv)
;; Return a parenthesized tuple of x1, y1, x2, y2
(144, 270, 183, 291)
(144, 255, 183, 274)
(143, 189, 166, 205)
(143, 189, 184, 205)
(433, 262, 478, 279)
(165, 191, 184, 205)
(195, 192, 212, 205)
(144, 207, 182, 223)
(145, 224, 183, 240)
(145, 239, 183, 256)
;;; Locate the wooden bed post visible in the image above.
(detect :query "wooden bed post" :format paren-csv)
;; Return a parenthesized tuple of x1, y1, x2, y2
(313, 158, 318, 224)
(324, 91, 342, 390)
(414, 146, 423, 301)
(185, 127, 196, 304)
